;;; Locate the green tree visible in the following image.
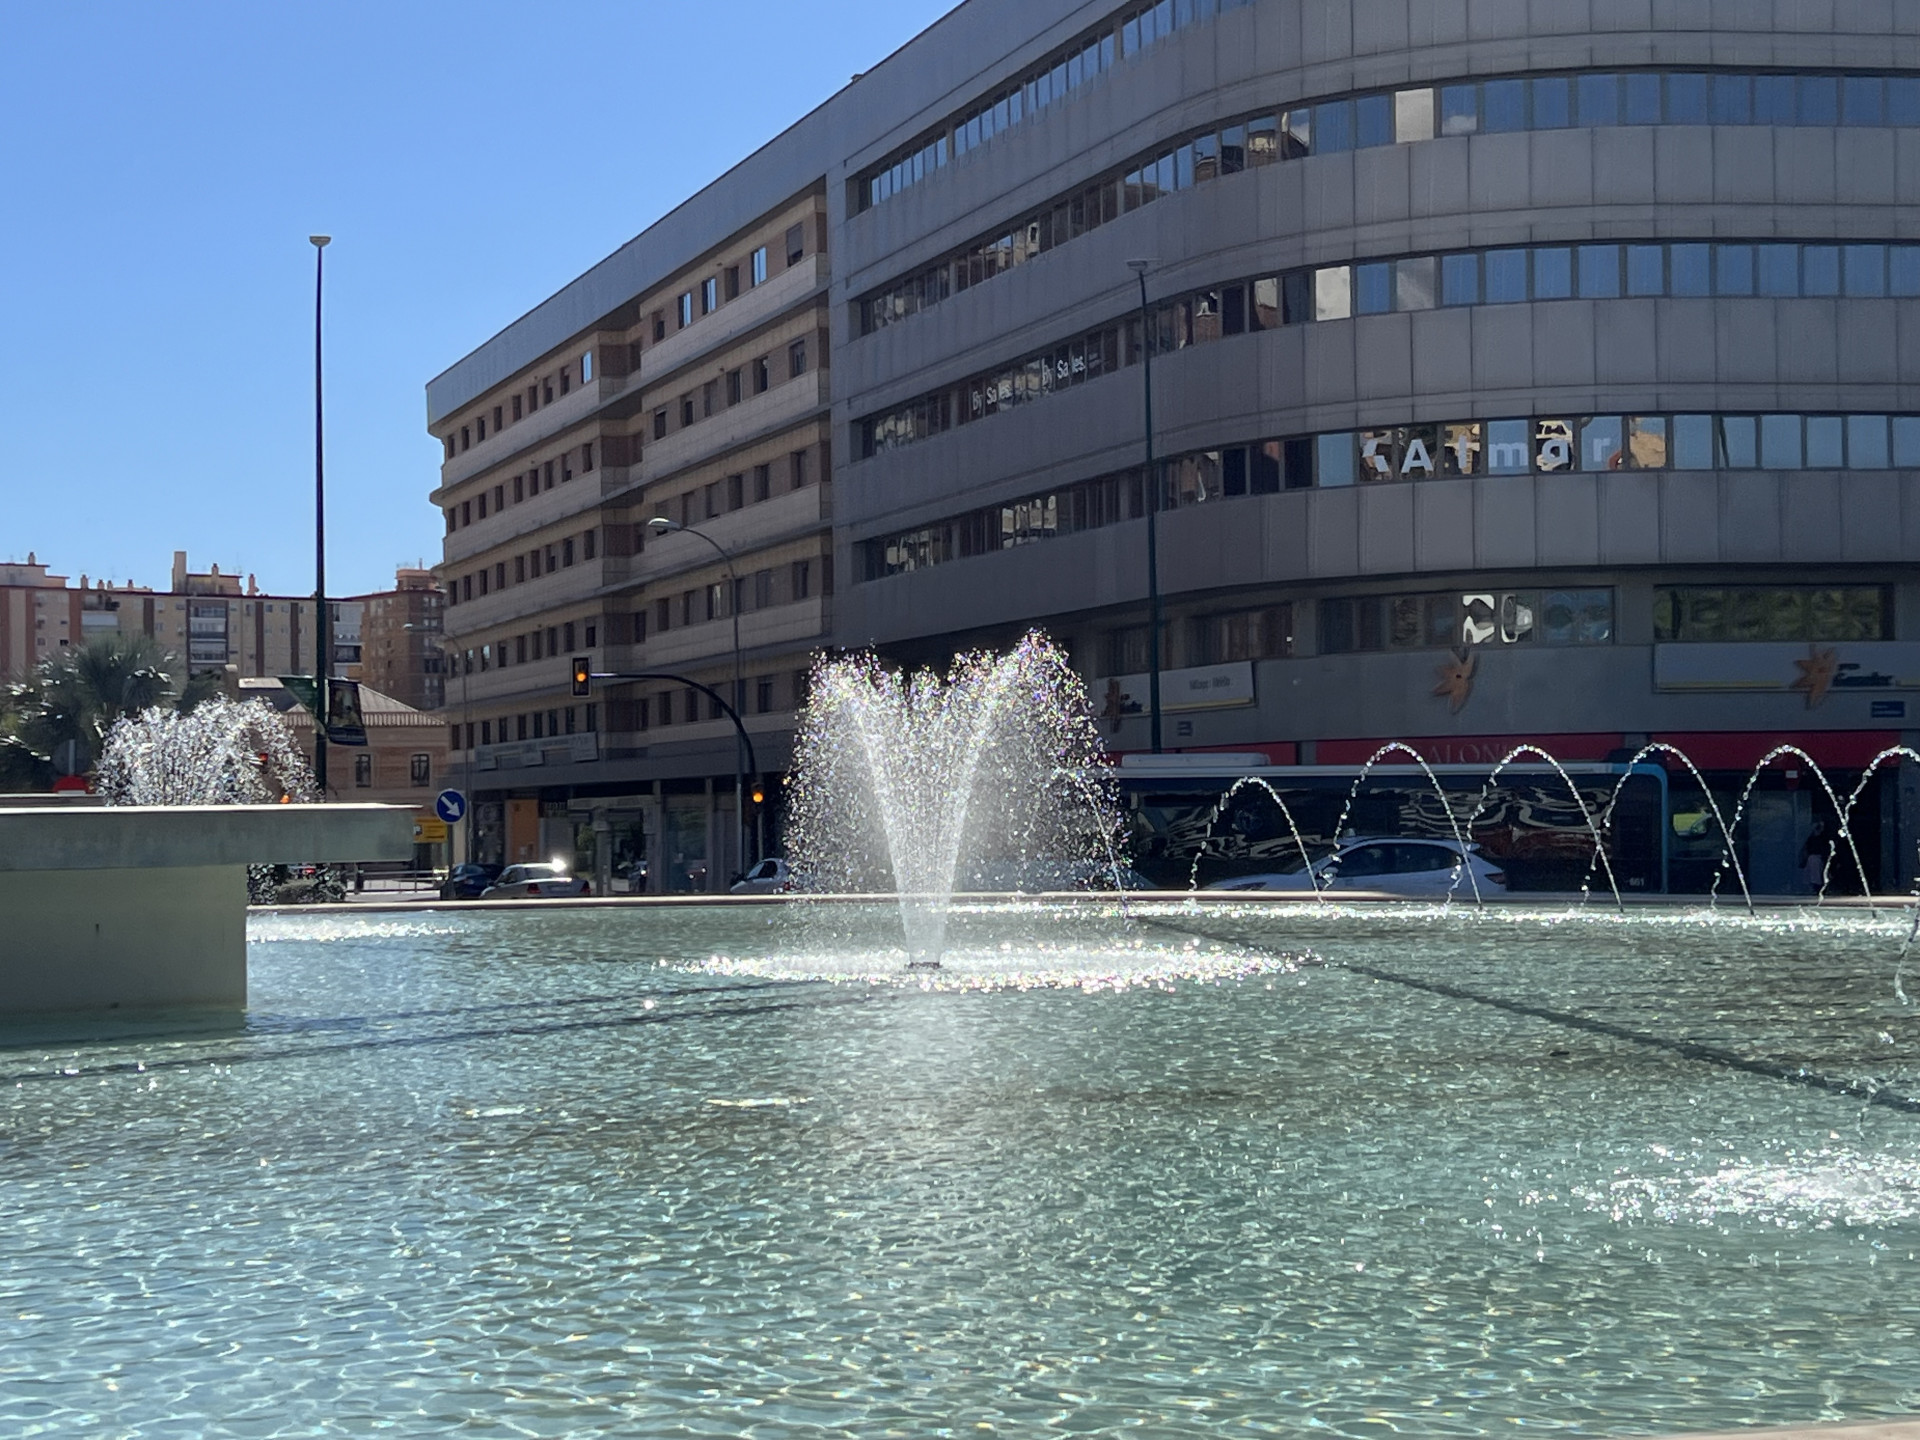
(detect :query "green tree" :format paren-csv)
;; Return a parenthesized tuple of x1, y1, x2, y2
(6, 633, 201, 784)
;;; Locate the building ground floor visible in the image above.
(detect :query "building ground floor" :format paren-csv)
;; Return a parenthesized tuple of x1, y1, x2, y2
(452, 568, 1920, 896)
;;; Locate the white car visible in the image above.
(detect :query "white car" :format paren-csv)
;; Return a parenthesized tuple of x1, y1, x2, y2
(479, 863, 591, 899)
(1205, 838, 1508, 898)
(730, 858, 793, 894)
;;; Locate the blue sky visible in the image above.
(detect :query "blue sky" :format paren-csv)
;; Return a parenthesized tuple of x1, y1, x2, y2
(0, 0, 952, 598)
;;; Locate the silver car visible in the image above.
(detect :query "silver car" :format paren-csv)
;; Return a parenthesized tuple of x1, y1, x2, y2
(1206, 838, 1508, 898)
(479, 863, 591, 899)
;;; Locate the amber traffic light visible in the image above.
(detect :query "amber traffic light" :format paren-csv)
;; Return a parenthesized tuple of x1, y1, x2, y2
(571, 657, 592, 697)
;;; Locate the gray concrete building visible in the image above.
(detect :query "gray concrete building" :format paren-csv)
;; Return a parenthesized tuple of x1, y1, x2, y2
(427, 0, 1920, 892)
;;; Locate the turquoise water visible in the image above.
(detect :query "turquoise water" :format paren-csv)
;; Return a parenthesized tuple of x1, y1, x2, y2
(4, 900, 1920, 1437)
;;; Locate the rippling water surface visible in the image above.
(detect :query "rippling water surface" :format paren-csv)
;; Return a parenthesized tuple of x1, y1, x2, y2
(4, 900, 1920, 1437)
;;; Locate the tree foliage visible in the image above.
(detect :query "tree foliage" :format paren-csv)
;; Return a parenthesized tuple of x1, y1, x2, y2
(3, 633, 205, 789)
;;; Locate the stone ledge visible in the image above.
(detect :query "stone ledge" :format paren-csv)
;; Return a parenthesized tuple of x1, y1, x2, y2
(0, 803, 414, 872)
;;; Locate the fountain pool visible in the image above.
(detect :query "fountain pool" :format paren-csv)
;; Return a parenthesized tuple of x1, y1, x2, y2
(4, 899, 1919, 1437)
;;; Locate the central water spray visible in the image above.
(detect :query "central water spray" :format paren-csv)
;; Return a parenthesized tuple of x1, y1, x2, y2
(784, 633, 1123, 966)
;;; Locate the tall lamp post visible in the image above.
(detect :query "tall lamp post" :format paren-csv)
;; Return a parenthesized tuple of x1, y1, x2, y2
(646, 516, 747, 883)
(1127, 258, 1165, 753)
(310, 234, 332, 795)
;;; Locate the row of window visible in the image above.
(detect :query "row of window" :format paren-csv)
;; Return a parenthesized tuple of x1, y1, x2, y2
(657, 224, 807, 339)
(650, 339, 810, 441)
(463, 617, 600, 677)
(856, 0, 1250, 212)
(452, 706, 596, 753)
(856, 66, 1920, 335)
(1653, 586, 1890, 643)
(1104, 605, 1295, 675)
(447, 528, 600, 606)
(859, 412, 1920, 582)
(446, 446, 595, 533)
(858, 233, 1920, 458)
(646, 559, 826, 636)
(444, 356, 590, 461)
(351, 753, 435, 789)
(653, 448, 820, 528)
(1321, 590, 1615, 655)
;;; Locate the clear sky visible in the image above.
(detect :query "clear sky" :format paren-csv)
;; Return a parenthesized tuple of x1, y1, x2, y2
(0, 0, 953, 598)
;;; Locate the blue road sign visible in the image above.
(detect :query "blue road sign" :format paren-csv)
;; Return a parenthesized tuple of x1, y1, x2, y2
(434, 790, 468, 825)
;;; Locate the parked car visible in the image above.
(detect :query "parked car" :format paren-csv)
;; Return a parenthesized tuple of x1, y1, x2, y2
(440, 863, 503, 900)
(1205, 838, 1508, 898)
(479, 863, 591, 899)
(729, 858, 792, 894)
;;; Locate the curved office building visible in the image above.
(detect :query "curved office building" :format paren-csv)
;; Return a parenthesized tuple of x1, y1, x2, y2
(427, 0, 1919, 891)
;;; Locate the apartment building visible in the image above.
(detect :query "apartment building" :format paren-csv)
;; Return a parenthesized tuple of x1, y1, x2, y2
(430, 0, 1920, 891)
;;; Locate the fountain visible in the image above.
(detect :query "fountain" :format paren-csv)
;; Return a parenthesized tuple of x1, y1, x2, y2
(783, 632, 1124, 965)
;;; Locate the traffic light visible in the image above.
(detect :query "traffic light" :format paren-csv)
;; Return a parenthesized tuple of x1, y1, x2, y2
(571, 657, 592, 697)
(750, 785, 766, 806)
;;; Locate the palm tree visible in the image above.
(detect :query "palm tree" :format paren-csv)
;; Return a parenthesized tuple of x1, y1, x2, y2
(6, 633, 200, 783)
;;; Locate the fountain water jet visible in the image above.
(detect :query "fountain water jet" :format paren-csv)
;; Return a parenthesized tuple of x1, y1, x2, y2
(784, 633, 1123, 965)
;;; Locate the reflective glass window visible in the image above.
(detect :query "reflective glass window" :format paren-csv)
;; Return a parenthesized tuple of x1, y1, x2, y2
(1671, 243, 1711, 296)
(1221, 122, 1248, 173)
(1577, 73, 1620, 127)
(1441, 252, 1480, 306)
(1485, 419, 1531, 474)
(1760, 413, 1802, 469)
(1667, 73, 1709, 123)
(1314, 266, 1352, 321)
(1440, 84, 1477, 135)
(1672, 414, 1714, 469)
(1354, 262, 1392, 315)
(1281, 110, 1310, 158)
(1717, 243, 1755, 295)
(1843, 76, 1884, 126)
(1316, 100, 1354, 153)
(1627, 244, 1665, 296)
(1535, 419, 1575, 472)
(1802, 245, 1840, 296)
(1355, 93, 1393, 148)
(1627, 415, 1668, 469)
(1580, 416, 1624, 470)
(1394, 88, 1434, 142)
(1483, 79, 1526, 132)
(1316, 433, 1356, 487)
(1624, 73, 1663, 125)
(1806, 415, 1845, 468)
(1533, 247, 1573, 299)
(1848, 415, 1890, 469)
(1579, 244, 1621, 298)
(1247, 114, 1278, 165)
(1757, 244, 1800, 296)
(1175, 144, 1195, 190)
(1717, 415, 1758, 468)
(1359, 268, 1390, 320)
(1843, 244, 1885, 296)
(1532, 76, 1571, 129)
(1889, 77, 1920, 126)
(1892, 246, 1920, 296)
(1484, 248, 1528, 302)
(1395, 256, 1437, 311)
(1798, 76, 1839, 126)
(1711, 74, 1752, 125)
(1893, 417, 1920, 467)
(1753, 75, 1796, 125)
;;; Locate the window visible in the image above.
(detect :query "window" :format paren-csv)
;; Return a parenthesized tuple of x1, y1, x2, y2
(1190, 607, 1293, 664)
(790, 449, 810, 489)
(751, 246, 768, 286)
(678, 292, 693, 328)
(513, 475, 524, 503)
(582, 352, 592, 383)
(680, 396, 695, 428)
(563, 622, 575, 651)
(727, 472, 744, 510)
(354, 754, 372, 787)
(756, 677, 774, 714)
(726, 368, 743, 405)
(562, 538, 575, 567)
(654, 409, 668, 440)
(791, 560, 812, 600)
(753, 463, 771, 501)
(409, 754, 430, 788)
(559, 368, 569, 396)
(582, 442, 594, 472)
(701, 277, 718, 314)
(583, 529, 597, 560)
(652, 310, 666, 342)
(786, 223, 805, 266)
(703, 380, 717, 417)
(788, 339, 808, 378)
(753, 356, 771, 393)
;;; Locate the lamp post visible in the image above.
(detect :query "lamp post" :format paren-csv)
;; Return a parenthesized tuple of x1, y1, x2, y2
(1127, 258, 1165, 753)
(310, 234, 332, 794)
(646, 516, 747, 883)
